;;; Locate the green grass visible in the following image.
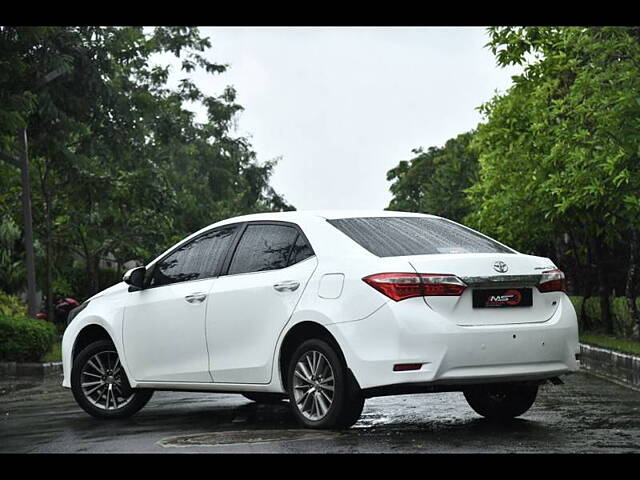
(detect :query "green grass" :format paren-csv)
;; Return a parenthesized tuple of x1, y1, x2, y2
(41, 340, 62, 363)
(580, 332, 640, 356)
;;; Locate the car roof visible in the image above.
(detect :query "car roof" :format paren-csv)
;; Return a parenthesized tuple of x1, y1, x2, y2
(210, 209, 434, 226)
(146, 210, 438, 268)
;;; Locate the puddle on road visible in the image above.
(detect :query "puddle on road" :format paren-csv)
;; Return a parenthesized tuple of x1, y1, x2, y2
(158, 429, 340, 448)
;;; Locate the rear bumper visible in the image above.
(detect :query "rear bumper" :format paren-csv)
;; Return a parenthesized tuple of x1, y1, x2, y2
(327, 294, 580, 391)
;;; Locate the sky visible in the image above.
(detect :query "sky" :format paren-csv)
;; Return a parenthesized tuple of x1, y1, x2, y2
(155, 27, 522, 211)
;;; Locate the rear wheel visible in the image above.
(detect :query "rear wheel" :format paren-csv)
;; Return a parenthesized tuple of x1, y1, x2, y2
(287, 338, 364, 429)
(242, 393, 286, 404)
(71, 339, 153, 419)
(464, 383, 538, 420)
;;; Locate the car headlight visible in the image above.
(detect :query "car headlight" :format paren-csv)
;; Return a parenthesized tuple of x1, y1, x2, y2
(67, 301, 89, 326)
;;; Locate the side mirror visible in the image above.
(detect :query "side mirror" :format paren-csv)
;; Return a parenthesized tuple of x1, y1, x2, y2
(123, 266, 146, 291)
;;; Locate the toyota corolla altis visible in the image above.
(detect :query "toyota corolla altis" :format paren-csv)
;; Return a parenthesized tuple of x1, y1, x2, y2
(62, 211, 579, 428)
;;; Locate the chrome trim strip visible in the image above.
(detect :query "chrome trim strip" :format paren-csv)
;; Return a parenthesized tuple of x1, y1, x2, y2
(460, 274, 542, 287)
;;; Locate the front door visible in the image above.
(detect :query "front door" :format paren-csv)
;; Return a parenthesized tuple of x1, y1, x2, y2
(122, 225, 238, 382)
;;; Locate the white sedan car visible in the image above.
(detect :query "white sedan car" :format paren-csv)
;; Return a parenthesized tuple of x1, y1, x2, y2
(62, 210, 579, 428)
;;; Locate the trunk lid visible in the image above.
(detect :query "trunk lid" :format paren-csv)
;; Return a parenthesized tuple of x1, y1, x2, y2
(406, 253, 561, 326)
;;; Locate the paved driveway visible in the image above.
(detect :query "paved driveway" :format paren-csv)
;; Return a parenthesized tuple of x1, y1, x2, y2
(1, 372, 639, 453)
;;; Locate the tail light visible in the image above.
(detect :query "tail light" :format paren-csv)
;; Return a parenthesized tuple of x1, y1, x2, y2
(537, 269, 565, 293)
(362, 273, 466, 301)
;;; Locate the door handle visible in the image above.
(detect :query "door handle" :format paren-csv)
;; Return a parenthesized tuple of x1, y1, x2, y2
(273, 281, 300, 292)
(185, 292, 207, 304)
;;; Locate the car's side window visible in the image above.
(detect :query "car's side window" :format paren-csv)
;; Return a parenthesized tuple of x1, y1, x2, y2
(149, 225, 237, 288)
(288, 234, 314, 266)
(228, 224, 299, 275)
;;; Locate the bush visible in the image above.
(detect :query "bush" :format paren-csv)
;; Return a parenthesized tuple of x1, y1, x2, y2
(0, 290, 27, 317)
(583, 297, 602, 331)
(570, 295, 639, 337)
(568, 296, 584, 330)
(610, 297, 636, 337)
(0, 314, 57, 362)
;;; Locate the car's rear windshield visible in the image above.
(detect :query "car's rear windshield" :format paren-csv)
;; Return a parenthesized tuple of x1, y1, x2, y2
(327, 216, 514, 257)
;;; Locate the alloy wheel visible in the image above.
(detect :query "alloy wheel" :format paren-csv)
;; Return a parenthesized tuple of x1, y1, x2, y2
(80, 350, 134, 411)
(292, 350, 335, 421)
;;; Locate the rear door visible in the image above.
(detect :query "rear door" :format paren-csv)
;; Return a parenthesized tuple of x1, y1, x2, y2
(206, 222, 317, 384)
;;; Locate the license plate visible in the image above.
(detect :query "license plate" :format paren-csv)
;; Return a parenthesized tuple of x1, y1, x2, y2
(472, 288, 532, 308)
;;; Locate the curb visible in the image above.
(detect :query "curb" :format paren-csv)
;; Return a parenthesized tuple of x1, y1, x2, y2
(0, 361, 63, 379)
(579, 343, 640, 391)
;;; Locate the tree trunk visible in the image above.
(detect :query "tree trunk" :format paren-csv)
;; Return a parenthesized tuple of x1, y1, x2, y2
(580, 282, 592, 332)
(44, 194, 53, 322)
(36, 155, 54, 321)
(580, 234, 595, 331)
(45, 230, 53, 320)
(567, 230, 590, 331)
(567, 229, 584, 295)
(86, 254, 100, 296)
(592, 237, 613, 334)
(625, 229, 639, 339)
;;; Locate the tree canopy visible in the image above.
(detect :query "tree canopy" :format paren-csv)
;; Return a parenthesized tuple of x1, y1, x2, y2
(387, 131, 477, 224)
(0, 27, 292, 305)
(387, 27, 640, 334)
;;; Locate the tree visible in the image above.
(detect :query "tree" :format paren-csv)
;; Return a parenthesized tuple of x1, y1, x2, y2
(387, 131, 478, 223)
(0, 27, 292, 307)
(467, 27, 640, 335)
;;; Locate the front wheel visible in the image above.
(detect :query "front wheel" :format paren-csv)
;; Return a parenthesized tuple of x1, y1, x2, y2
(71, 339, 153, 419)
(287, 338, 364, 429)
(463, 383, 538, 420)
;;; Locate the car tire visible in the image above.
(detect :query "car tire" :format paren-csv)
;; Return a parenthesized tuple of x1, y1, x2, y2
(242, 393, 286, 404)
(463, 383, 538, 420)
(287, 338, 364, 429)
(335, 388, 365, 428)
(71, 339, 153, 419)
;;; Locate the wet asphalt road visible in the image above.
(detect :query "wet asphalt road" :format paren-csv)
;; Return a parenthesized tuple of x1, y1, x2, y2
(1, 371, 639, 453)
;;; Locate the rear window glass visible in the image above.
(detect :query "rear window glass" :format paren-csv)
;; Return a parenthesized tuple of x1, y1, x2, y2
(327, 217, 513, 257)
(228, 224, 299, 275)
(288, 234, 314, 266)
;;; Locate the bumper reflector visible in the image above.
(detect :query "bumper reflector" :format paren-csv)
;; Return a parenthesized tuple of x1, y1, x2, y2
(393, 363, 423, 372)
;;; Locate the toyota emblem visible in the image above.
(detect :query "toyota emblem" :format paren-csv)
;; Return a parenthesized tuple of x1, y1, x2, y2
(493, 261, 508, 273)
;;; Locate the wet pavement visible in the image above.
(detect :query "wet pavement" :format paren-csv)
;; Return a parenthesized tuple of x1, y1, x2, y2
(1, 371, 639, 453)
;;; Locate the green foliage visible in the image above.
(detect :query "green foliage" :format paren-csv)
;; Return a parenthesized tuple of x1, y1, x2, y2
(467, 27, 640, 333)
(41, 340, 61, 363)
(583, 297, 602, 331)
(0, 314, 56, 362)
(0, 290, 27, 317)
(0, 27, 292, 300)
(467, 26, 640, 250)
(387, 27, 640, 336)
(564, 295, 638, 337)
(56, 263, 122, 302)
(568, 295, 584, 329)
(0, 212, 24, 294)
(580, 332, 640, 357)
(610, 297, 636, 337)
(387, 131, 478, 223)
